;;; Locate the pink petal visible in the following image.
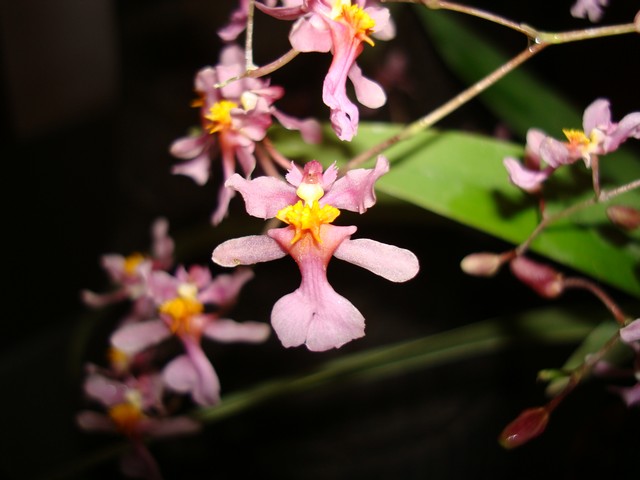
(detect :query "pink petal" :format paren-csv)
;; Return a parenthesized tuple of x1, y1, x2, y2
(225, 173, 298, 218)
(583, 97, 612, 134)
(368, 5, 395, 40)
(203, 319, 271, 343)
(271, 108, 323, 144)
(150, 217, 174, 268)
(169, 135, 208, 160)
(289, 16, 332, 52)
(212, 235, 287, 268)
(271, 285, 365, 352)
(333, 238, 419, 282)
(503, 157, 549, 192)
(163, 340, 220, 406)
(110, 320, 170, 355)
(76, 411, 116, 433)
(604, 112, 640, 152)
(322, 155, 389, 213)
(84, 373, 128, 406)
(255, 1, 308, 21)
(539, 137, 575, 168)
(144, 417, 202, 438)
(198, 267, 254, 305)
(348, 62, 386, 109)
(620, 319, 640, 344)
(171, 152, 212, 186)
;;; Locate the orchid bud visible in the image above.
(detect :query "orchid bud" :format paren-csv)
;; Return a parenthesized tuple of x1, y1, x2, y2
(606, 205, 640, 231)
(510, 256, 564, 298)
(460, 252, 504, 277)
(499, 407, 550, 449)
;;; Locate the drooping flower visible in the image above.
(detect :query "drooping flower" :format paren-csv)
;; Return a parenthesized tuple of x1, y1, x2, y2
(570, 0, 609, 23)
(81, 217, 174, 315)
(257, 0, 395, 141)
(110, 267, 270, 405)
(504, 99, 640, 192)
(212, 156, 419, 351)
(170, 44, 321, 225)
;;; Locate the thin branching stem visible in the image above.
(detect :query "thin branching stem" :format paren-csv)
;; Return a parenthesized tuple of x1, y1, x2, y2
(515, 179, 640, 256)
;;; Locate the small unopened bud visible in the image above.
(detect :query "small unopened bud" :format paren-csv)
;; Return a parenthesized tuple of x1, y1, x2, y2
(460, 252, 504, 277)
(510, 256, 564, 298)
(606, 205, 640, 231)
(499, 407, 549, 449)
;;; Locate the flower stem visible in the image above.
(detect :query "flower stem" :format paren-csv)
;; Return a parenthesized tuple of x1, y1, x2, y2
(514, 179, 640, 256)
(350, 1, 638, 169)
(346, 42, 547, 169)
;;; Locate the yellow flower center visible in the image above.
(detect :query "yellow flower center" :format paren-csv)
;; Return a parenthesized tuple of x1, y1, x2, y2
(108, 402, 144, 436)
(562, 128, 599, 155)
(123, 253, 145, 276)
(107, 347, 130, 372)
(204, 100, 238, 134)
(276, 200, 340, 245)
(159, 297, 204, 335)
(333, 1, 376, 46)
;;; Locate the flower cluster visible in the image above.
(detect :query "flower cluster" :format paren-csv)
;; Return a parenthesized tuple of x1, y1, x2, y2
(170, 44, 321, 225)
(78, 219, 270, 477)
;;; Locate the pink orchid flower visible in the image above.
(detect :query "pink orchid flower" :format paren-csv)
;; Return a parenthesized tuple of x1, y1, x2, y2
(504, 98, 640, 192)
(170, 44, 321, 225)
(81, 218, 174, 314)
(257, 0, 395, 141)
(212, 157, 419, 352)
(110, 267, 270, 406)
(595, 319, 640, 407)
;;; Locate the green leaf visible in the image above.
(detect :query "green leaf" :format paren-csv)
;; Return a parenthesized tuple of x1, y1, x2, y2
(272, 123, 640, 298)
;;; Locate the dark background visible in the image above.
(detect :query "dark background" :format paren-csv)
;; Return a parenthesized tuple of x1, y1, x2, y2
(1, 1, 638, 479)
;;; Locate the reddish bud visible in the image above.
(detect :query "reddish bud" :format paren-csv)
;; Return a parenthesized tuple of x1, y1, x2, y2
(510, 256, 564, 298)
(606, 205, 640, 231)
(499, 407, 550, 449)
(460, 252, 504, 277)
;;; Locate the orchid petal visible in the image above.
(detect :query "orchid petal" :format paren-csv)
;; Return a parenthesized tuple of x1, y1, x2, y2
(334, 238, 419, 282)
(169, 135, 208, 160)
(583, 97, 612, 134)
(271, 286, 365, 352)
(198, 267, 254, 305)
(620, 319, 640, 344)
(503, 157, 549, 192)
(322, 155, 389, 213)
(225, 173, 298, 218)
(204, 319, 271, 343)
(212, 235, 287, 268)
(348, 62, 386, 109)
(110, 320, 170, 354)
(171, 152, 211, 186)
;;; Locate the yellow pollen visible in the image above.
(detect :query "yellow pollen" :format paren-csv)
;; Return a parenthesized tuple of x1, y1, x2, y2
(159, 297, 204, 335)
(276, 200, 340, 244)
(123, 253, 145, 276)
(107, 347, 130, 371)
(335, 2, 376, 47)
(563, 128, 600, 155)
(108, 403, 143, 436)
(204, 100, 238, 134)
